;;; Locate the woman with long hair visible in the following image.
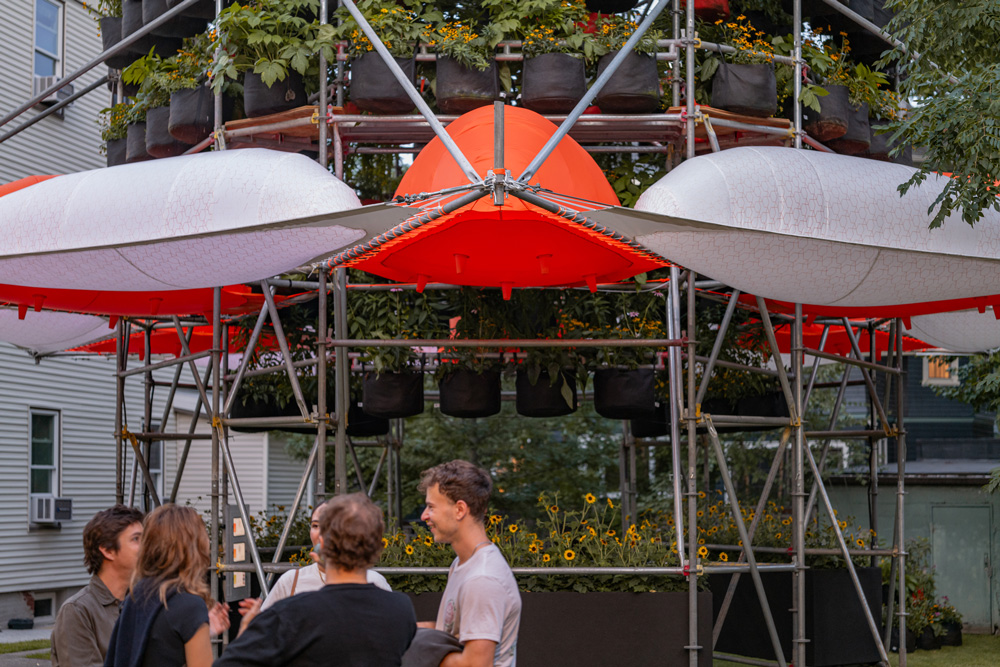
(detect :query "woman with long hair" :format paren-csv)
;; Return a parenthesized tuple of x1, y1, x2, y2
(104, 504, 229, 667)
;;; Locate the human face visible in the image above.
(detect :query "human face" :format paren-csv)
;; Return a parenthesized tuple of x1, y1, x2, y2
(309, 507, 322, 547)
(110, 522, 143, 577)
(421, 484, 460, 544)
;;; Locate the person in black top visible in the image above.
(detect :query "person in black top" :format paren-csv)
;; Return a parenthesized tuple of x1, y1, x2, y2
(105, 504, 230, 667)
(216, 493, 416, 667)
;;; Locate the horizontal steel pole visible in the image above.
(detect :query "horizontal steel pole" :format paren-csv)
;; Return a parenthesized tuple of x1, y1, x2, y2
(697, 40, 797, 67)
(222, 415, 334, 427)
(700, 415, 792, 426)
(0, 74, 109, 145)
(690, 354, 781, 378)
(706, 544, 896, 557)
(702, 117, 793, 137)
(220, 563, 801, 575)
(805, 429, 891, 438)
(152, 382, 201, 390)
(802, 347, 902, 374)
(0, 0, 204, 129)
(326, 338, 684, 348)
(182, 133, 215, 155)
(803, 134, 836, 153)
(265, 278, 321, 290)
(124, 432, 214, 441)
(118, 349, 213, 377)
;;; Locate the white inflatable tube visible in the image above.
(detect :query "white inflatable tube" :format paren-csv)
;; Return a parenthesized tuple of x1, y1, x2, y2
(634, 147, 1000, 308)
(908, 309, 1000, 353)
(0, 308, 111, 354)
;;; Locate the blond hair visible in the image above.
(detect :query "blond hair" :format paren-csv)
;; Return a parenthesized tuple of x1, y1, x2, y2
(133, 504, 211, 604)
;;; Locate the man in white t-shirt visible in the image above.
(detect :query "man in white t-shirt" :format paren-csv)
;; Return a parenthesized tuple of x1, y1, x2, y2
(418, 460, 521, 667)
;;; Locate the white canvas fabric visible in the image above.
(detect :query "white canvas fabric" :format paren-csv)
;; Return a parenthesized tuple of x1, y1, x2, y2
(908, 309, 1000, 353)
(0, 307, 111, 354)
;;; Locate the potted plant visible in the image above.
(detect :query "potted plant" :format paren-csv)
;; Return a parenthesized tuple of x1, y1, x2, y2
(85, 0, 135, 70)
(702, 15, 777, 117)
(334, 0, 426, 115)
(938, 597, 963, 646)
(99, 102, 131, 167)
(142, 0, 208, 39)
(123, 101, 154, 163)
(519, 0, 602, 114)
(213, 0, 334, 118)
(434, 288, 507, 419)
(425, 20, 498, 114)
(593, 15, 662, 114)
(121, 0, 182, 56)
(124, 49, 198, 158)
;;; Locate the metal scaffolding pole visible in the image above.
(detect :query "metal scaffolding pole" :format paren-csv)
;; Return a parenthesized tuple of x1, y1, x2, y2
(895, 321, 909, 667)
(685, 270, 701, 667)
(792, 304, 807, 667)
(317, 270, 328, 502)
(333, 268, 349, 495)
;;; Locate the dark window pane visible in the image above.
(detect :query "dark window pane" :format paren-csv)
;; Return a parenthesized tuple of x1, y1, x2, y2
(150, 440, 162, 471)
(31, 414, 53, 441)
(31, 468, 51, 494)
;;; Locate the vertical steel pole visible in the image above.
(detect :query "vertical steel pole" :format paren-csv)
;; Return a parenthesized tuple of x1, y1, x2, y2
(686, 271, 700, 667)
(210, 288, 221, 627)
(792, 304, 807, 667)
(333, 268, 349, 495)
(685, 0, 696, 159)
(793, 0, 803, 149)
(666, 267, 687, 566)
(143, 325, 153, 508)
(213, 0, 223, 146)
(115, 320, 125, 504)
(317, 272, 328, 502)
(895, 321, 908, 667)
(317, 0, 329, 168)
(672, 0, 681, 107)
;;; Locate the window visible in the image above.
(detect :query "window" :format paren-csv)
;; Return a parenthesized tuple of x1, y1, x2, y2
(29, 410, 60, 495)
(34, 0, 63, 78)
(33, 593, 55, 623)
(147, 439, 164, 500)
(922, 356, 960, 387)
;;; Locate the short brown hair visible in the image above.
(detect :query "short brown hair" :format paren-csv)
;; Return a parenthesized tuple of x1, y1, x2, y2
(418, 460, 492, 522)
(82, 505, 145, 575)
(318, 494, 385, 571)
(134, 504, 211, 604)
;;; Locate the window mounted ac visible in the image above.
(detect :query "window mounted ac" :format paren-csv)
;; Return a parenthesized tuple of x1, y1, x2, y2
(29, 494, 71, 523)
(33, 76, 74, 106)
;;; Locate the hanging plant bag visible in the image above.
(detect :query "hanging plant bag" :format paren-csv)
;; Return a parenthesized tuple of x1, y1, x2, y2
(168, 85, 215, 144)
(737, 391, 790, 420)
(122, 0, 182, 56)
(346, 398, 390, 437)
(595, 51, 660, 114)
(515, 368, 577, 418)
(106, 138, 127, 168)
(145, 105, 192, 158)
(143, 0, 207, 39)
(229, 391, 305, 433)
(125, 123, 154, 163)
(243, 70, 307, 118)
(803, 84, 850, 142)
(710, 62, 777, 118)
(438, 369, 502, 418)
(593, 368, 656, 420)
(363, 371, 424, 419)
(522, 53, 586, 115)
(585, 0, 639, 12)
(166, 0, 216, 20)
(863, 122, 893, 161)
(826, 102, 870, 155)
(630, 402, 670, 438)
(436, 57, 498, 114)
(99, 17, 133, 70)
(350, 52, 416, 115)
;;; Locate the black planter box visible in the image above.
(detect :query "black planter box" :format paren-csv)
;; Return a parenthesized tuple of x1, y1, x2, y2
(711, 567, 883, 667)
(244, 70, 307, 118)
(438, 369, 501, 418)
(408, 591, 713, 667)
(631, 401, 670, 438)
(362, 371, 424, 419)
(346, 398, 389, 437)
(595, 51, 660, 114)
(350, 53, 415, 115)
(435, 57, 497, 114)
(522, 53, 586, 115)
(593, 368, 656, 420)
(515, 369, 577, 417)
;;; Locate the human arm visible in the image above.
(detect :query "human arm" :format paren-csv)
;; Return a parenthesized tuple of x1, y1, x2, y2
(51, 602, 104, 667)
(183, 625, 213, 667)
(439, 639, 496, 667)
(417, 621, 437, 629)
(208, 602, 231, 637)
(235, 598, 262, 638)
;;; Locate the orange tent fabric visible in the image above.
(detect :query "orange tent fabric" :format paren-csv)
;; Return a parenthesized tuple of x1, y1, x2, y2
(0, 174, 58, 197)
(341, 106, 668, 289)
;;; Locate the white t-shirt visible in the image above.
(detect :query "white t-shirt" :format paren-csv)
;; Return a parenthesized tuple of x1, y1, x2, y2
(260, 563, 391, 611)
(435, 544, 521, 667)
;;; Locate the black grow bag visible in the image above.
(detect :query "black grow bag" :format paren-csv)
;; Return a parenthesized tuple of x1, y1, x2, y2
(145, 105, 192, 158)
(229, 393, 306, 433)
(122, 0, 182, 56)
(711, 62, 777, 118)
(106, 138, 127, 167)
(166, 0, 217, 20)
(586, 0, 639, 12)
(350, 52, 415, 115)
(100, 17, 134, 70)
(143, 0, 207, 39)
(168, 86, 214, 144)
(522, 53, 586, 115)
(595, 51, 660, 114)
(438, 369, 502, 418)
(826, 102, 870, 155)
(435, 57, 497, 114)
(630, 402, 670, 438)
(125, 123, 154, 163)
(593, 368, 656, 420)
(244, 70, 307, 118)
(345, 398, 390, 437)
(515, 368, 577, 418)
(362, 371, 424, 419)
(803, 84, 850, 142)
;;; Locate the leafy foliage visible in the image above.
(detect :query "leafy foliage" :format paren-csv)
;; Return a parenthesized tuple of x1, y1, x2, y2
(98, 102, 132, 144)
(334, 0, 431, 58)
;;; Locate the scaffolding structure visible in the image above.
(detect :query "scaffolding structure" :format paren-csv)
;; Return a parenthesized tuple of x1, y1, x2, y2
(0, 0, 917, 665)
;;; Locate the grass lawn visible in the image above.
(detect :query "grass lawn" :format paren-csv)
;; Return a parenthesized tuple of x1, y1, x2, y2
(714, 633, 1000, 667)
(24, 651, 51, 659)
(0, 640, 50, 655)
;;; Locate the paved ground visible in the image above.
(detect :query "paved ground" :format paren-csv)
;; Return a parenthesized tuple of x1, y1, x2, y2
(0, 624, 52, 666)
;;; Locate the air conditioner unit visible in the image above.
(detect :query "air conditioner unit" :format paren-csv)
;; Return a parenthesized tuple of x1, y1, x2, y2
(29, 494, 71, 524)
(33, 76, 74, 106)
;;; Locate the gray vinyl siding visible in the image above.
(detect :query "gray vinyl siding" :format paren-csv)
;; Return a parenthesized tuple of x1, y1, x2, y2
(0, 0, 107, 184)
(266, 433, 312, 510)
(0, 343, 175, 594)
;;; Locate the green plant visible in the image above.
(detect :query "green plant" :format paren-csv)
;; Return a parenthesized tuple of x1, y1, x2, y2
(574, 286, 666, 371)
(212, 0, 335, 92)
(98, 102, 132, 147)
(519, 0, 602, 61)
(334, 0, 429, 59)
(802, 32, 900, 119)
(83, 0, 122, 18)
(424, 20, 494, 71)
(124, 36, 214, 113)
(594, 15, 662, 55)
(771, 34, 829, 113)
(434, 288, 512, 381)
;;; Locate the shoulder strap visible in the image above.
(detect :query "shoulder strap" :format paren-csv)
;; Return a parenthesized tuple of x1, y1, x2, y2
(290, 568, 300, 596)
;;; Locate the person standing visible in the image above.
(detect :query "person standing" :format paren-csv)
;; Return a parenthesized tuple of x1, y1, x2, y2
(217, 493, 416, 666)
(51, 505, 144, 667)
(418, 461, 521, 667)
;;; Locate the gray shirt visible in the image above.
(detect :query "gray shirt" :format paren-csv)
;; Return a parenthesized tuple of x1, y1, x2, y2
(51, 575, 121, 667)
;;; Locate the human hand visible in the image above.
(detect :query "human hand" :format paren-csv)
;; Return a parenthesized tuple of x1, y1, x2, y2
(237, 598, 260, 617)
(208, 601, 231, 637)
(237, 598, 262, 638)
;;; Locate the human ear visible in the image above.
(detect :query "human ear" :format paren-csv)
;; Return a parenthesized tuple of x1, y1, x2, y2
(454, 500, 469, 521)
(99, 546, 117, 563)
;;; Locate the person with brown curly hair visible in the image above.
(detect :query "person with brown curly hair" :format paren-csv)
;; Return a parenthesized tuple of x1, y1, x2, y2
(104, 504, 230, 667)
(51, 505, 144, 667)
(216, 493, 416, 666)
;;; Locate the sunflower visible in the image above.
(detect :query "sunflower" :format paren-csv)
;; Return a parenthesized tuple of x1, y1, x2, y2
(529, 543, 539, 554)
(382, 537, 389, 548)
(549, 505, 559, 513)
(509, 524, 518, 534)
(489, 514, 502, 525)
(607, 498, 614, 509)
(563, 549, 576, 561)
(856, 538, 865, 548)
(584, 493, 596, 504)
(719, 552, 729, 562)
(405, 545, 414, 555)
(424, 536, 433, 546)
(698, 545, 708, 558)
(542, 554, 551, 563)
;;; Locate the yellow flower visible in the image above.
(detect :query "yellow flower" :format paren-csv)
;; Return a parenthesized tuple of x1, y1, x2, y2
(606, 529, 616, 537)
(719, 552, 729, 562)
(549, 505, 559, 513)
(856, 538, 865, 548)
(697, 510, 704, 518)
(782, 518, 792, 526)
(607, 498, 614, 509)
(509, 525, 518, 534)
(563, 549, 576, 561)
(584, 493, 596, 504)
(839, 520, 847, 529)
(424, 536, 433, 546)
(405, 545, 414, 555)
(542, 554, 551, 562)
(382, 538, 389, 548)
(489, 515, 501, 525)
(698, 545, 708, 558)
(529, 544, 539, 554)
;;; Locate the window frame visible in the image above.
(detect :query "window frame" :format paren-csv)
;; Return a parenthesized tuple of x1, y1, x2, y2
(33, 0, 64, 79)
(28, 408, 61, 497)
(921, 356, 960, 387)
